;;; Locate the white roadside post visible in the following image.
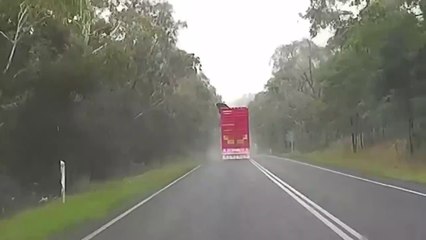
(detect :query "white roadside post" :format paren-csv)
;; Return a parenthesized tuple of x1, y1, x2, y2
(60, 160, 66, 204)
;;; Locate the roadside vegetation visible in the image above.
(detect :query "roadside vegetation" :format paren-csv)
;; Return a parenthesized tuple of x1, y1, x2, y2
(249, 0, 426, 181)
(290, 141, 426, 184)
(0, 162, 197, 240)
(0, 0, 219, 217)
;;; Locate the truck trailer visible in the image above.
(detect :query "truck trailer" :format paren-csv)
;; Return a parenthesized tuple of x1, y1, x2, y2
(219, 106, 250, 160)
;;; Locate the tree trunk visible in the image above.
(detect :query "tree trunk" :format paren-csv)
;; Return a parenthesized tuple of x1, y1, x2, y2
(360, 132, 364, 149)
(306, 39, 317, 98)
(382, 126, 385, 139)
(370, 128, 375, 146)
(408, 116, 414, 155)
(405, 69, 414, 155)
(404, 81, 414, 155)
(3, 4, 29, 74)
(355, 113, 360, 150)
(350, 117, 357, 153)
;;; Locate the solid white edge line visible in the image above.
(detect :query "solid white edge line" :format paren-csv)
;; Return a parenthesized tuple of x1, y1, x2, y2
(251, 159, 366, 240)
(265, 155, 426, 197)
(249, 160, 354, 240)
(81, 165, 201, 240)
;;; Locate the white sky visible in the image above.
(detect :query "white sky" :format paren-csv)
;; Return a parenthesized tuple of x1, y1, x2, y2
(168, 0, 329, 103)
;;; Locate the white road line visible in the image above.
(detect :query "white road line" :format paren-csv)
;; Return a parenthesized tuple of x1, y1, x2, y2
(81, 165, 201, 240)
(252, 160, 366, 239)
(251, 160, 366, 240)
(265, 155, 426, 197)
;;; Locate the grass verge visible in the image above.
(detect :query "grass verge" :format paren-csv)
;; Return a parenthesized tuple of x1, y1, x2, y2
(0, 161, 197, 240)
(287, 143, 426, 185)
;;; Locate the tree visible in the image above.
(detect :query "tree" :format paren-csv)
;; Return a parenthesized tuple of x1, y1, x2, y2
(251, 0, 426, 156)
(0, 0, 221, 214)
(249, 40, 329, 153)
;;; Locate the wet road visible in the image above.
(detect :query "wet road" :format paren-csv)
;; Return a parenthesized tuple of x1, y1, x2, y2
(77, 156, 426, 240)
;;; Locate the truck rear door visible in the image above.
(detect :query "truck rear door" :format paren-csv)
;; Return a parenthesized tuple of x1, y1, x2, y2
(220, 107, 250, 160)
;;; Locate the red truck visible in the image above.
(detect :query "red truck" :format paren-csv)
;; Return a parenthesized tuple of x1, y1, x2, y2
(219, 106, 250, 160)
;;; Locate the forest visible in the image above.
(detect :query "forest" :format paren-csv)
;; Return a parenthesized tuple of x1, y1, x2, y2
(0, 0, 220, 216)
(250, 0, 426, 157)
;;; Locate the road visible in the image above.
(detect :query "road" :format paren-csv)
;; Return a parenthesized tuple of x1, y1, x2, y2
(76, 156, 426, 240)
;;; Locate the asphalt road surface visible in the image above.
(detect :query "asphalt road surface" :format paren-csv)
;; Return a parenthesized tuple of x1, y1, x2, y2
(77, 156, 426, 240)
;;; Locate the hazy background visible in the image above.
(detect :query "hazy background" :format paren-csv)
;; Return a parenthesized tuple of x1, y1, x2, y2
(168, 0, 330, 104)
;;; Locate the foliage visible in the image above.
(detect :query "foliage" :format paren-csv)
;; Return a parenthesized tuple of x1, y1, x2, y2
(290, 142, 426, 184)
(250, 1, 426, 156)
(0, 0, 219, 216)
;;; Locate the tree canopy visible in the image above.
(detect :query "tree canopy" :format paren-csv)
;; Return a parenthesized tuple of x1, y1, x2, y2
(250, 1, 426, 155)
(0, 0, 220, 215)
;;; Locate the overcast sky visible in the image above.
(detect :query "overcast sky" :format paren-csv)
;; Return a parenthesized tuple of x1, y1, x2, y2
(168, 0, 329, 103)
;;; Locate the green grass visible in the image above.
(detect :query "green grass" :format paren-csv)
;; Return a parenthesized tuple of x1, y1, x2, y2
(0, 161, 197, 240)
(288, 142, 426, 185)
